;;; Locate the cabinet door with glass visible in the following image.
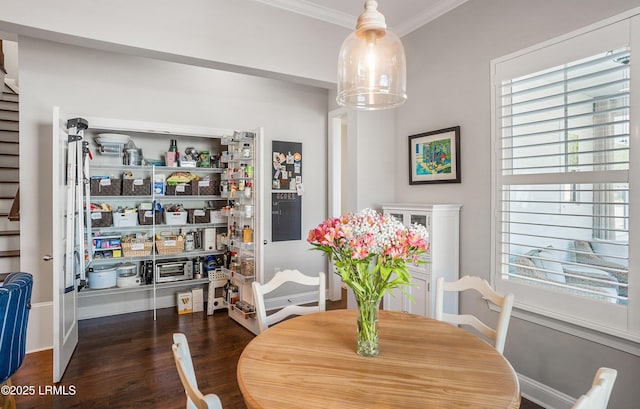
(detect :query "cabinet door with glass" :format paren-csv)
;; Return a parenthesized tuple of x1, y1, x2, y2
(381, 203, 461, 318)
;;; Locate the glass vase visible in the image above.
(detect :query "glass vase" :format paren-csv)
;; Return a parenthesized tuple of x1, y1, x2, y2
(356, 297, 380, 357)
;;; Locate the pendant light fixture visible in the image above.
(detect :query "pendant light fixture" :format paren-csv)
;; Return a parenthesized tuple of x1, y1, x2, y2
(337, 0, 407, 110)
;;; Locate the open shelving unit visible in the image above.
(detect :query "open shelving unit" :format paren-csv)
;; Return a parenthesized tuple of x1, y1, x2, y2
(74, 118, 263, 322)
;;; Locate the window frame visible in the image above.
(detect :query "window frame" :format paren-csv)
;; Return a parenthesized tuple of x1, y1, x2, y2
(490, 10, 640, 346)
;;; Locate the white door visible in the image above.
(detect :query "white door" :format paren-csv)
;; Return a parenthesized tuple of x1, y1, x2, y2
(52, 106, 79, 382)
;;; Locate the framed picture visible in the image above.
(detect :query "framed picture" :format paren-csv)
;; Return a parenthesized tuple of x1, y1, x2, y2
(408, 126, 461, 184)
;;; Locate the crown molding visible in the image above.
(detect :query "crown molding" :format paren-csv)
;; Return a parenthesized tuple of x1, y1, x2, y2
(253, 0, 469, 37)
(394, 0, 469, 37)
(253, 0, 354, 30)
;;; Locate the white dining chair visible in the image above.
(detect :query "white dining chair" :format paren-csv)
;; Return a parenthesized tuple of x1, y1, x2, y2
(252, 269, 326, 333)
(434, 275, 515, 354)
(172, 333, 223, 409)
(572, 367, 617, 409)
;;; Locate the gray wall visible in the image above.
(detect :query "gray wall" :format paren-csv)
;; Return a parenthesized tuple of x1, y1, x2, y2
(19, 37, 328, 349)
(395, 0, 640, 407)
(0, 0, 347, 86)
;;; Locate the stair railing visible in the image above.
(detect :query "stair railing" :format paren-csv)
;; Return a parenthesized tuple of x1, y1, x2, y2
(8, 189, 19, 221)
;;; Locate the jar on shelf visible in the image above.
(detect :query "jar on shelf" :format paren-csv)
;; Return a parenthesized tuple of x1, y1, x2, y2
(241, 257, 254, 276)
(242, 143, 251, 158)
(242, 225, 253, 243)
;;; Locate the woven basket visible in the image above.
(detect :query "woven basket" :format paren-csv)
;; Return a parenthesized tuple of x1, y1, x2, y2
(90, 178, 122, 196)
(122, 178, 151, 196)
(165, 183, 193, 196)
(122, 241, 153, 257)
(187, 208, 210, 224)
(88, 211, 113, 228)
(138, 210, 163, 226)
(156, 236, 185, 255)
(191, 179, 219, 196)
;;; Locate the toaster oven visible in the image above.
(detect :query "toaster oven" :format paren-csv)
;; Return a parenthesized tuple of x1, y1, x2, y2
(155, 260, 193, 283)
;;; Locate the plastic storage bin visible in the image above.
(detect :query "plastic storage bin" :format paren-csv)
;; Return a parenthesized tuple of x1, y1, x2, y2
(88, 266, 117, 289)
(113, 212, 138, 227)
(164, 211, 188, 225)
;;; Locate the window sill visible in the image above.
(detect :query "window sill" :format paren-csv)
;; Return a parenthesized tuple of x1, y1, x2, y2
(489, 303, 640, 356)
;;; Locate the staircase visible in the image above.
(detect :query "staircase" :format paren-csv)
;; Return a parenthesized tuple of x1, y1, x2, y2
(0, 82, 20, 273)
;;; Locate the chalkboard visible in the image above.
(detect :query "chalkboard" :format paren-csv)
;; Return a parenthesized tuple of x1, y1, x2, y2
(272, 192, 302, 241)
(271, 140, 303, 242)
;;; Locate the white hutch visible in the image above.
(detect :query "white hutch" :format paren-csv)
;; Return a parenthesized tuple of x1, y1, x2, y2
(380, 203, 461, 318)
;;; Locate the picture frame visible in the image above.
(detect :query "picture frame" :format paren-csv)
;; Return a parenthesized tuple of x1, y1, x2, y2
(408, 126, 461, 185)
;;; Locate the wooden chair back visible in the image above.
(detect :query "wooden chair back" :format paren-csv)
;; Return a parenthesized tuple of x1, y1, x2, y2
(435, 275, 514, 354)
(572, 367, 617, 409)
(252, 270, 326, 333)
(172, 333, 223, 409)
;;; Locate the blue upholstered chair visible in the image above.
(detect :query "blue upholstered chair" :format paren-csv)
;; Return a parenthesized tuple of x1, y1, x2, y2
(0, 272, 33, 405)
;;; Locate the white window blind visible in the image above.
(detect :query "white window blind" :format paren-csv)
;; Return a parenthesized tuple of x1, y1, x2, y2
(500, 47, 629, 304)
(492, 17, 637, 338)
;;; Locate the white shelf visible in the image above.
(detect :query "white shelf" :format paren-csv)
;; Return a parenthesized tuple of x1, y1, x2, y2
(221, 267, 255, 282)
(78, 284, 154, 297)
(156, 195, 226, 201)
(90, 249, 225, 265)
(91, 195, 226, 201)
(78, 277, 209, 298)
(91, 164, 224, 174)
(228, 304, 259, 334)
(156, 278, 209, 290)
(92, 222, 227, 232)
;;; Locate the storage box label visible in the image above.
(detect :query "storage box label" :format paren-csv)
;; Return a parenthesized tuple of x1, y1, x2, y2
(176, 185, 185, 192)
(91, 212, 103, 220)
(134, 179, 144, 186)
(131, 243, 145, 251)
(194, 209, 205, 216)
(164, 240, 177, 247)
(99, 179, 111, 186)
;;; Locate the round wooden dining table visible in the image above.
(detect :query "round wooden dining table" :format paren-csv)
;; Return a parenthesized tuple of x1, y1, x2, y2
(237, 309, 520, 409)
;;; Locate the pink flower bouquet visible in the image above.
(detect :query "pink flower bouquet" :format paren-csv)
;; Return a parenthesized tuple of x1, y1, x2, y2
(308, 208, 429, 356)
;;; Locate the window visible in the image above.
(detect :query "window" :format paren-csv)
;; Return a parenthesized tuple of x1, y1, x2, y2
(491, 16, 638, 340)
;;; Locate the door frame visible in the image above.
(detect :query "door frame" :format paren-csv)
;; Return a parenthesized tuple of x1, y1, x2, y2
(327, 108, 348, 301)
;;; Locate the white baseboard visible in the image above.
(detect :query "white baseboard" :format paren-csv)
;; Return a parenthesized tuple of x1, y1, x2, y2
(518, 372, 576, 409)
(26, 301, 53, 353)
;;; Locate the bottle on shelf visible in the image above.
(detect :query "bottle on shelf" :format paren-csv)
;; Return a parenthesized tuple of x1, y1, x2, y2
(167, 139, 178, 167)
(224, 279, 232, 303)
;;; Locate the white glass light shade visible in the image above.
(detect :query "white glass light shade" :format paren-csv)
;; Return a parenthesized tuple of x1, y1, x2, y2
(337, 29, 407, 110)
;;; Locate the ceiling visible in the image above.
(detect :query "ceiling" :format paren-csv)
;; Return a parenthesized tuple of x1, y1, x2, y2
(254, 0, 469, 37)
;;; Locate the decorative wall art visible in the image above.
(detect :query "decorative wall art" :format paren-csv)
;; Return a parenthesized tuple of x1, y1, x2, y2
(408, 126, 461, 184)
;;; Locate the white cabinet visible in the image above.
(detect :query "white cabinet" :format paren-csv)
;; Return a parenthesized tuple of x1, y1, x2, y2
(64, 115, 263, 320)
(381, 203, 461, 318)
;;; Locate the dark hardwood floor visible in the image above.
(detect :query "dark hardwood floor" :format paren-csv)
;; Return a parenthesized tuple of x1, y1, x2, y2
(14, 297, 544, 408)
